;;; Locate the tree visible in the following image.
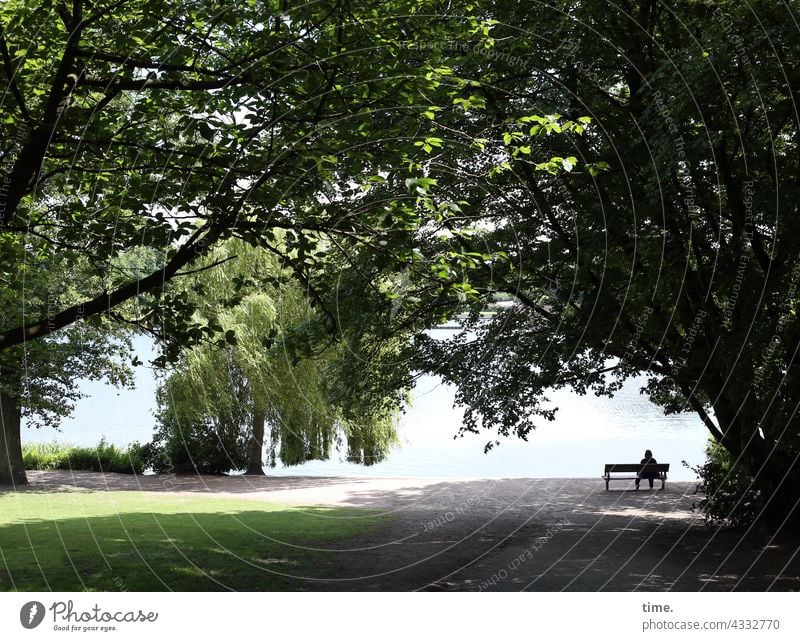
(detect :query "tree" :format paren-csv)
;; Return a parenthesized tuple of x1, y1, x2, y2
(0, 0, 494, 483)
(0, 0, 483, 348)
(398, 0, 800, 527)
(149, 240, 400, 474)
(0, 246, 136, 484)
(0, 327, 135, 485)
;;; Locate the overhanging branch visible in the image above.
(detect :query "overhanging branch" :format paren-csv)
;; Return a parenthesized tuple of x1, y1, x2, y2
(0, 227, 220, 348)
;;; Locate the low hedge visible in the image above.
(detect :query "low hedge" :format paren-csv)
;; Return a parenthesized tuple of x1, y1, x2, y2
(23, 439, 146, 475)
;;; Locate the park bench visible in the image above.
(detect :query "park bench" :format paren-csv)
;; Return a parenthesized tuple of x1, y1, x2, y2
(603, 463, 670, 491)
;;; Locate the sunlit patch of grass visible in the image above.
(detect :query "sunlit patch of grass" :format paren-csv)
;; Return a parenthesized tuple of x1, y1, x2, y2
(0, 491, 384, 591)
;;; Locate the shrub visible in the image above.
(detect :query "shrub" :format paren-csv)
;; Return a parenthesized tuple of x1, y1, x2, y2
(22, 442, 71, 471)
(684, 441, 761, 528)
(143, 391, 249, 475)
(23, 439, 146, 474)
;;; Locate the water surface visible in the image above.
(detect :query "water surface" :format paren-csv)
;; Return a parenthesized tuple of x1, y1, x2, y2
(23, 336, 708, 480)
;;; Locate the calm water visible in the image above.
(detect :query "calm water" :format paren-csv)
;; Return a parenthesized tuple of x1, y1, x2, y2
(23, 335, 708, 480)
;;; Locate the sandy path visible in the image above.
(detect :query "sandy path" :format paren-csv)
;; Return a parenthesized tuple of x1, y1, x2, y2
(20, 471, 800, 591)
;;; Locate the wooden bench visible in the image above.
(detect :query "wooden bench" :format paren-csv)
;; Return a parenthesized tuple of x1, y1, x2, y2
(603, 463, 669, 491)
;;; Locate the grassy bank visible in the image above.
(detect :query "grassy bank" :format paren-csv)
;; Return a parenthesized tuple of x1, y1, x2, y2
(0, 491, 384, 591)
(22, 440, 147, 474)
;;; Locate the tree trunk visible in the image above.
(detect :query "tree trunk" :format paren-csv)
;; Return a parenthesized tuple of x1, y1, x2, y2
(245, 410, 266, 475)
(753, 461, 800, 532)
(0, 390, 27, 486)
(712, 402, 800, 531)
(742, 437, 800, 532)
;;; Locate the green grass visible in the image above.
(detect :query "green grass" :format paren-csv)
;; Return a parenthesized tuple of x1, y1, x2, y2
(22, 440, 147, 474)
(0, 491, 384, 591)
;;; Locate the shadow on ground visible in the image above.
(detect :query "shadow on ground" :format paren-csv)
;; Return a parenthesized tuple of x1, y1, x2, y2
(289, 478, 800, 592)
(12, 472, 800, 591)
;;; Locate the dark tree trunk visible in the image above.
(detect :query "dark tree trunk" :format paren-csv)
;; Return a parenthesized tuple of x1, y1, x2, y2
(742, 439, 800, 532)
(245, 410, 266, 475)
(712, 402, 800, 531)
(752, 461, 800, 531)
(0, 390, 27, 486)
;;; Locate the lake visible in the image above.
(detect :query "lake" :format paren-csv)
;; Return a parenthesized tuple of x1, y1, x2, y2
(22, 334, 709, 480)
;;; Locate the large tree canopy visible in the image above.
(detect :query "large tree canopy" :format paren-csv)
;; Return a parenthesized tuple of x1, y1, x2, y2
(0, 0, 499, 483)
(391, 0, 800, 526)
(4, 0, 797, 534)
(0, 0, 490, 350)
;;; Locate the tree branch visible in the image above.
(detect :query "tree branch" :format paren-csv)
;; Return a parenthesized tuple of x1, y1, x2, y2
(173, 254, 237, 277)
(0, 32, 33, 124)
(80, 75, 237, 91)
(0, 7, 86, 228)
(0, 226, 220, 348)
(75, 47, 223, 76)
(680, 382, 728, 446)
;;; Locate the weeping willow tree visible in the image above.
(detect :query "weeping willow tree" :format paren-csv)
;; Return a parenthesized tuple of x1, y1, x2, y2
(149, 239, 399, 474)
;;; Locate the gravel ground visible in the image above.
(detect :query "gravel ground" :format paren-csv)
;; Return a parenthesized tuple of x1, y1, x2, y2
(21, 471, 800, 591)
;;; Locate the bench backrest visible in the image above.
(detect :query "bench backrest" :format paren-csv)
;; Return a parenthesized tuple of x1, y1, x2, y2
(604, 463, 670, 474)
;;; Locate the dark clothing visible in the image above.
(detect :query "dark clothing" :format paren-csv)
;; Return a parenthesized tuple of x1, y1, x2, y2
(636, 457, 657, 489)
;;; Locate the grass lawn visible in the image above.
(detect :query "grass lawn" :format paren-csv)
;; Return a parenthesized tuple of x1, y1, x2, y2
(0, 490, 385, 591)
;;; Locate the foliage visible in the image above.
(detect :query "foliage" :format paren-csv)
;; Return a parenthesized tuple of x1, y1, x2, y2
(0, 0, 493, 355)
(0, 237, 140, 484)
(147, 240, 400, 473)
(0, 0, 509, 483)
(371, 0, 800, 525)
(0, 491, 385, 590)
(4, 0, 796, 529)
(684, 441, 762, 528)
(22, 439, 147, 474)
(146, 378, 252, 474)
(0, 246, 137, 428)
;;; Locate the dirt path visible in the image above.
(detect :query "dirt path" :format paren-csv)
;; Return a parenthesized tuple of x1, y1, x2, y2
(23, 471, 800, 591)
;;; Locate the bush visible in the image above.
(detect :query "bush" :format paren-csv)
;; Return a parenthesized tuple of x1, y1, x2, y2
(140, 360, 252, 475)
(684, 441, 762, 528)
(23, 439, 146, 474)
(144, 403, 249, 475)
(22, 442, 70, 471)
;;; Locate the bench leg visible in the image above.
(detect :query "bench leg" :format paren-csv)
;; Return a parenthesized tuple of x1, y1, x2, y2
(605, 479, 609, 491)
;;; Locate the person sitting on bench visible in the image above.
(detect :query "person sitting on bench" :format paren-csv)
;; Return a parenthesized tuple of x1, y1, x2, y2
(636, 449, 657, 490)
